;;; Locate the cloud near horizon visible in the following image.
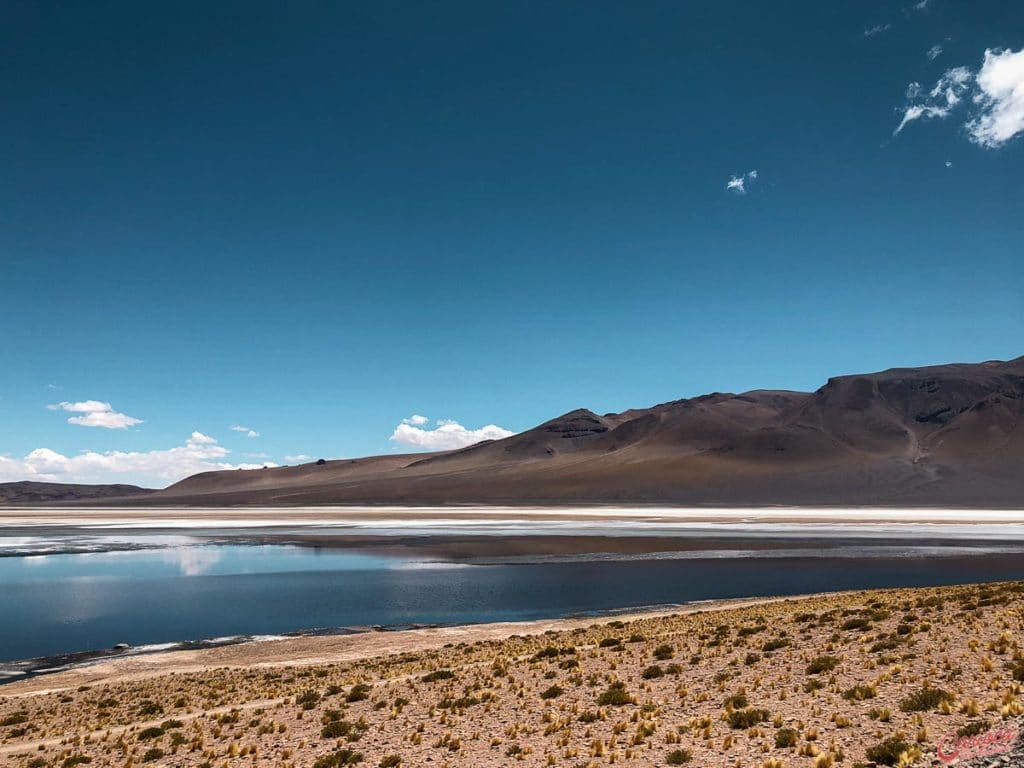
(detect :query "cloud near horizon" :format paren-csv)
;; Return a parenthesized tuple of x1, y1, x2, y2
(0, 432, 276, 486)
(895, 48, 1024, 148)
(47, 400, 143, 429)
(390, 416, 516, 451)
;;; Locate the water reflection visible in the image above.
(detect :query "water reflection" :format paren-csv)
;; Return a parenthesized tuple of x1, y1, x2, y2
(158, 547, 222, 576)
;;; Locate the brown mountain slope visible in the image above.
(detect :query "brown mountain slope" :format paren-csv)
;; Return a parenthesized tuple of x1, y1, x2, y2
(138, 355, 1024, 507)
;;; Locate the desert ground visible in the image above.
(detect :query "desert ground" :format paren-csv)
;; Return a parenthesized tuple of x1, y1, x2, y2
(2, 583, 1023, 768)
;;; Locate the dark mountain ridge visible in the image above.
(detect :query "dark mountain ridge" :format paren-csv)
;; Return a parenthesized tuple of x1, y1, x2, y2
(6, 356, 1023, 507)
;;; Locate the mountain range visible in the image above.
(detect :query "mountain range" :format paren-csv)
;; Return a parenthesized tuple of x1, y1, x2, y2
(3, 355, 1023, 507)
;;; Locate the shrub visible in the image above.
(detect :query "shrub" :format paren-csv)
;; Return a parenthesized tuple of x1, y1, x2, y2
(579, 710, 599, 723)
(323, 720, 356, 739)
(379, 757, 401, 768)
(346, 684, 371, 703)
(137, 700, 163, 716)
(540, 685, 563, 700)
(597, 682, 632, 706)
(842, 618, 871, 631)
(899, 686, 953, 712)
(806, 655, 839, 674)
(762, 638, 790, 652)
(505, 744, 523, 756)
(744, 653, 761, 666)
(313, 749, 364, 768)
(642, 665, 665, 679)
(653, 644, 674, 660)
(870, 636, 902, 653)
(297, 689, 321, 709)
(421, 669, 455, 682)
(727, 708, 770, 729)
(61, 757, 91, 768)
(532, 647, 560, 661)
(437, 696, 480, 709)
(738, 625, 767, 636)
(723, 693, 748, 709)
(1011, 661, 1024, 681)
(666, 748, 692, 764)
(957, 721, 990, 737)
(160, 719, 183, 729)
(141, 749, 164, 764)
(137, 726, 164, 740)
(842, 684, 877, 701)
(598, 637, 622, 648)
(775, 727, 798, 748)
(865, 736, 912, 766)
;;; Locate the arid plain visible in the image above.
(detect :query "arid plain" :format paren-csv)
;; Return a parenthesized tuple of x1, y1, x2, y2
(3, 581, 1024, 768)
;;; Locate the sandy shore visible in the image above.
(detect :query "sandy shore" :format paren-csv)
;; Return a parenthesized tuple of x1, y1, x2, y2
(0, 597, 777, 697)
(2, 582, 1023, 767)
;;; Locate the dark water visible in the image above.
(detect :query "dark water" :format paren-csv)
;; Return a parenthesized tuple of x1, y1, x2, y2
(3, 542, 1024, 664)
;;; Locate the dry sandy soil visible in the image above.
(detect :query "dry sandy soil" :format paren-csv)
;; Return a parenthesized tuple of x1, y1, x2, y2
(2, 583, 1024, 768)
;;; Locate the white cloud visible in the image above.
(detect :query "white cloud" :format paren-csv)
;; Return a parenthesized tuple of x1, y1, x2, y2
(927, 44, 943, 61)
(0, 432, 276, 486)
(894, 48, 1024, 148)
(390, 417, 516, 451)
(967, 48, 1024, 148)
(47, 400, 143, 429)
(894, 65, 972, 135)
(912, 0, 931, 11)
(725, 169, 759, 195)
(284, 454, 313, 463)
(401, 414, 429, 426)
(231, 425, 260, 438)
(864, 23, 891, 38)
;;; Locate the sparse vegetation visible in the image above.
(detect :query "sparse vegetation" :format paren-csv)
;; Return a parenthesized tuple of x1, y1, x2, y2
(806, 655, 839, 674)
(864, 736, 913, 766)
(666, 748, 692, 764)
(727, 707, 770, 729)
(597, 681, 632, 706)
(898, 686, 953, 712)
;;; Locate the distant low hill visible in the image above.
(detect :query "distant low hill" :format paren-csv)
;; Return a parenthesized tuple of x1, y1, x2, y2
(9, 355, 1024, 507)
(0, 481, 154, 505)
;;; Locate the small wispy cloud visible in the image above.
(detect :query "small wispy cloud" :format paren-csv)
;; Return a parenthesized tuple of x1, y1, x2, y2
(725, 169, 758, 195)
(231, 425, 260, 438)
(284, 454, 313, 463)
(391, 416, 515, 451)
(912, 0, 931, 11)
(894, 48, 1024, 148)
(927, 44, 943, 61)
(47, 400, 143, 429)
(864, 23, 891, 38)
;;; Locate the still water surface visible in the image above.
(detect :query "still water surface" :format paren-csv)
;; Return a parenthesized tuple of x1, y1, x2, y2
(4, 540, 1024, 663)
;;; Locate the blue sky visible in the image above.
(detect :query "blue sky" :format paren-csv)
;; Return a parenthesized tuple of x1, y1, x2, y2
(1, 1, 1023, 486)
